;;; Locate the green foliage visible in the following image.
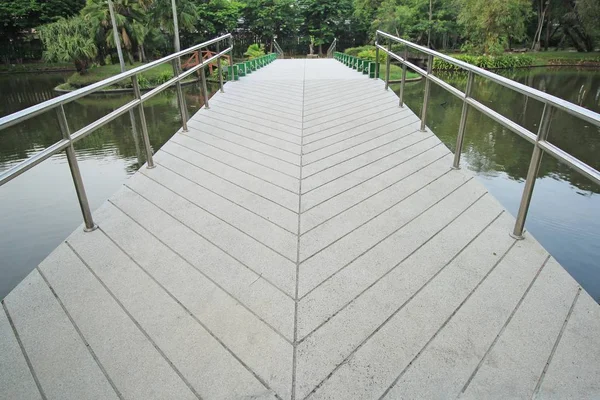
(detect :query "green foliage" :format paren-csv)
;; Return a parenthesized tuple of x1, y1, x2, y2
(242, 0, 301, 49)
(300, 0, 353, 50)
(357, 49, 386, 64)
(38, 16, 97, 73)
(344, 45, 377, 56)
(244, 44, 266, 59)
(454, 0, 532, 54)
(433, 54, 535, 70)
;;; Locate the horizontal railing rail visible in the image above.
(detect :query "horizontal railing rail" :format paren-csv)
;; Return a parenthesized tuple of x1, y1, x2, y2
(371, 30, 600, 238)
(327, 38, 337, 59)
(273, 39, 285, 59)
(0, 33, 233, 231)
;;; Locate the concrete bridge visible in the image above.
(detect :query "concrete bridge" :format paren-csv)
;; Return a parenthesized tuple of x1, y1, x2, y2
(1, 55, 600, 400)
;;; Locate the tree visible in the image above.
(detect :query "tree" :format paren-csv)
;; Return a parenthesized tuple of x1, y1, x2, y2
(38, 16, 97, 72)
(300, 0, 353, 54)
(454, 0, 532, 54)
(197, 0, 243, 37)
(242, 0, 300, 51)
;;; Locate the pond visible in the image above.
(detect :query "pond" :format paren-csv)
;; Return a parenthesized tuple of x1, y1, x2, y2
(391, 66, 600, 302)
(0, 67, 599, 302)
(0, 72, 217, 299)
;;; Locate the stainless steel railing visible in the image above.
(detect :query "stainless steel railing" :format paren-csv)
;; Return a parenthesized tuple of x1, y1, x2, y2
(273, 39, 285, 59)
(374, 30, 600, 239)
(327, 38, 337, 59)
(0, 33, 233, 231)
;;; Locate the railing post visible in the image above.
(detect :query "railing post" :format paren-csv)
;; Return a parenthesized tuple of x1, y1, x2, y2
(200, 49, 210, 109)
(131, 75, 155, 169)
(216, 41, 224, 93)
(385, 38, 391, 90)
(172, 59, 189, 132)
(56, 105, 97, 232)
(399, 47, 408, 107)
(375, 39, 380, 80)
(420, 54, 434, 132)
(452, 71, 474, 169)
(512, 104, 555, 239)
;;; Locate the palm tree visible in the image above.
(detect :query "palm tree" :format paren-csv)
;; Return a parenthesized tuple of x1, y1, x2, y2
(38, 17, 98, 73)
(82, 0, 148, 63)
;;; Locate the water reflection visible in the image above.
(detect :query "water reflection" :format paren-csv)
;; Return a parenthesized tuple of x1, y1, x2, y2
(0, 73, 217, 299)
(391, 66, 600, 302)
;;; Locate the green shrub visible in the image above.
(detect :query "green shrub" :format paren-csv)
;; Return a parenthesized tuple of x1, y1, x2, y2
(344, 45, 376, 57)
(137, 75, 150, 89)
(433, 54, 535, 70)
(357, 49, 386, 64)
(244, 44, 265, 60)
(155, 71, 172, 85)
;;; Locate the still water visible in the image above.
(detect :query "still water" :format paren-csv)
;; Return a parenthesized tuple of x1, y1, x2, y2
(0, 73, 216, 299)
(0, 67, 599, 302)
(392, 66, 600, 302)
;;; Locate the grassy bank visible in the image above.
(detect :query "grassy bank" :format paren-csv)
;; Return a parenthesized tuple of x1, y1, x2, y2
(57, 62, 196, 91)
(436, 50, 600, 70)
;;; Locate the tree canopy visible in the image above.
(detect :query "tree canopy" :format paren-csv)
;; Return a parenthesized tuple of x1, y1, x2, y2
(2, 0, 599, 66)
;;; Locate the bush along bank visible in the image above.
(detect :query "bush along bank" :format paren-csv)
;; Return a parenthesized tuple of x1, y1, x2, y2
(433, 54, 536, 70)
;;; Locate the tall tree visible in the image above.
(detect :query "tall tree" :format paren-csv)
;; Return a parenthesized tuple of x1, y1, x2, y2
(38, 16, 97, 72)
(300, 0, 353, 54)
(454, 0, 532, 54)
(242, 0, 300, 51)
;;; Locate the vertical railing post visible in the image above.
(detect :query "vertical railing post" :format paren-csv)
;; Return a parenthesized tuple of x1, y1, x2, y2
(452, 71, 474, 169)
(399, 47, 408, 107)
(200, 48, 210, 109)
(131, 75, 155, 169)
(216, 40, 224, 93)
(56, 105, 97, 232)
(375, 38, 380, 81)
(420, 54, 434, 132)
(385, 38, 391, 90)
(171, 0, 188, 129)
(172, 59, 188, 132)
(512, 104, 555, 239)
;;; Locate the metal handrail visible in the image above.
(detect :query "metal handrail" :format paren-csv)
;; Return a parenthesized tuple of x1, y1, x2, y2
(273, 39, 284, 59)
(373, 30, 600, 238)
(326, 38, 337, 58)
(0, 33, 233, 231)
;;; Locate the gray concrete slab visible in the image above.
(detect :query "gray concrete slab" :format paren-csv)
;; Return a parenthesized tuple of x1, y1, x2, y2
(2, 57, 599, 400)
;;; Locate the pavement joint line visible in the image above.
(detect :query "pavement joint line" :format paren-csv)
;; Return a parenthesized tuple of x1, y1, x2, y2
(303, 93, 397, 122)
(173, 133, 300, 179)
(303, 84, 383, 108)
(460, 255, 551, 394)
(195, 110, 303, 148)
(185, 119, 302, 159)
(301, 140, 442, 198)
(303, 209, 506, 400)
(211, 98, 303, 122)
(71, 233, 280, 400)
(302, 117, 420, 164)
(36, 263, 127, 400)
(137, 171, 299, 265)
(300, 154, 454, 237)
(291, 57, 307, 400)
(302, 126, 421, 173)
(1, 300, 48, 400)
(303, 106, 409, 142)
(206, 108, 302, 141)
(531, 286, 582, 399)
(223, 87, 304, 107)
(121, 184, 295, 300)
(159, 149, 299, 213)
(302, 130, 430, 181)
(106, 201, 294, 345)
(209, 102, 304, 128)
(167, 139, 300, 192)
(209, 104, 303, 134)
(302, 113, 415, 154)
(299, 166, 457, 265)
(377, 235, 519, 400)
(298, 172, 470, 303)
(154, 159, 297, 235)
(214, 91, 304, 112)
(303, 101, 402, 133)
